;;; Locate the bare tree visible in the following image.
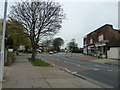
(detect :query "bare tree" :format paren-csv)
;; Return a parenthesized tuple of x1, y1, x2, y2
(9, 0, 65, 60)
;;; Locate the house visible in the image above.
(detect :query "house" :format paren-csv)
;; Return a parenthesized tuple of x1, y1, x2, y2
(83, 24, 120, 59)
(38, 43, 48, 52)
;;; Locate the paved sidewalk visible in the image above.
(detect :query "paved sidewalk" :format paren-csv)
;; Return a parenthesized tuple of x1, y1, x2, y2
(3, 54, 102, 88)
(0, 82, 2, 90)
(64, 53, 119, 66)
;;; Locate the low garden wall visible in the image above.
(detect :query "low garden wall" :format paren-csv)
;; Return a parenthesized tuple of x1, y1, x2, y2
(4, 51, 16, 66)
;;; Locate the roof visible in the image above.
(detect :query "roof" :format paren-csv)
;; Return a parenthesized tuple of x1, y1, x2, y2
(84, 24, 113, 38)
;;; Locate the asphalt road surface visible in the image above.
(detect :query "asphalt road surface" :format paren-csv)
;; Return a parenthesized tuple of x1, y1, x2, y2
(38, 53, 119, 88)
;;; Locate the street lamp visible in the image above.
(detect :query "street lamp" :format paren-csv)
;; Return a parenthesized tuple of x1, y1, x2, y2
(0, 0, 8, 81)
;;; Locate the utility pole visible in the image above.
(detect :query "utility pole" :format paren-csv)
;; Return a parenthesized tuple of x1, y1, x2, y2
(0, 0, 8, 81)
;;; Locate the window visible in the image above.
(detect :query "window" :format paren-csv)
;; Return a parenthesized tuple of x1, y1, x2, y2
(98, 34, 103, 41)
(90, 39, 93, 44)
(84, 41, 86, 45)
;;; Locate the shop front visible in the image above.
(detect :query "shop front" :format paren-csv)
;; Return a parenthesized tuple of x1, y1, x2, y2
(83, 45, 87, 54)
(95, 42, 107, 58)
(87, 45, 95, 56)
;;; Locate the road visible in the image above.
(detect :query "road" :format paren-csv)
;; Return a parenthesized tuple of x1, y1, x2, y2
(38, 53, 119, 88)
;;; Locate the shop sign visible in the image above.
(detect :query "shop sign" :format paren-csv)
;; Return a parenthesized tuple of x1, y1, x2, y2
(88, 45, 94, 48)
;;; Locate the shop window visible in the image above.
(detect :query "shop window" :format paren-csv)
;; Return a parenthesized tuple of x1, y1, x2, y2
(98, 34, 103, 41)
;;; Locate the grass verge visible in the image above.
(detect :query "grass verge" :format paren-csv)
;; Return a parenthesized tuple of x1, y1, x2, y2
(28, 58, 51, 66)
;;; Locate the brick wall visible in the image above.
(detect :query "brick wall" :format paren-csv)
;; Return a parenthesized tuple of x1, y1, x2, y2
(83, 24, 120, 47)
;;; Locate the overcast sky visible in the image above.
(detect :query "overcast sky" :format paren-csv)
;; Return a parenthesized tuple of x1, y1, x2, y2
(0, 0, 119, 48)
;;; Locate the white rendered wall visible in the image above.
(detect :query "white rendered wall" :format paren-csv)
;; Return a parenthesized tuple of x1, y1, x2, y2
(107, 47, 120, 60)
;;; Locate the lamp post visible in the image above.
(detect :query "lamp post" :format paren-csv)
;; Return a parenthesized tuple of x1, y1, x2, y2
(0, 0, 8, 81)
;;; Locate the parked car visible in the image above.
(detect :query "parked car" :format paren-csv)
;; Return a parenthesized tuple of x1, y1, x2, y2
(53, 51, 57, 53)
(49, 51, 54, 54)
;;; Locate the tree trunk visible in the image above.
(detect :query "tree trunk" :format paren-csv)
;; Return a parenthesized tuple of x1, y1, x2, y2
(31, 37, 38, 61)
(31, 47, 37, 61)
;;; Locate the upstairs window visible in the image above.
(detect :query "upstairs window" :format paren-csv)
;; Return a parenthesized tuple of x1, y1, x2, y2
(90, 39, 93, 44)
(84, 40, 86, 45)
(98, 34, 103, 41)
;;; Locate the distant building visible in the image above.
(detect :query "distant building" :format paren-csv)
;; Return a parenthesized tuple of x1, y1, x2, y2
(83, 24, 120, 59)
(38, 43, 48, 52)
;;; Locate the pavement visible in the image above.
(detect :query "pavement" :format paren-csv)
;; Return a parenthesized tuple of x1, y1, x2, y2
(2, 53, 102, 88)
(64, 53, 120, 66)
(0, 82, 1, 90)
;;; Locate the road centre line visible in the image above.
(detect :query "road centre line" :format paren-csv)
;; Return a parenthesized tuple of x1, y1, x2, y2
(92, 68, 99, 70)
(95, 65, 100, 66)
(107, 69, 113, 72)
(94, 69, 99, 70)
(93, 64, 116, 69)
(77, 64, 81, 66)
(45, 55, 117, 72)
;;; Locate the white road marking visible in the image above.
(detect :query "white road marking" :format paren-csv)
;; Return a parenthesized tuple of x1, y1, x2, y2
(95, 65, 100, 66)
(94, 69, 99, 70)
(92, 68, 99, 70)
(64, 61, 66, 62)
(94, 65, 115, 69)
(65, 68, 71, 72)
(72, 72, 77, 74)
(77, 64, 81, 66)
(106, 67, 111, 69)
(52, 63, 55, 66)
(107, 69, 113, 72)
(65, 68, 77, 74)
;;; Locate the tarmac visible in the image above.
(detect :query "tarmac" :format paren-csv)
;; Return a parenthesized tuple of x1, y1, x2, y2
(64, 53, 120, 66)
(2, 53, 102, 88)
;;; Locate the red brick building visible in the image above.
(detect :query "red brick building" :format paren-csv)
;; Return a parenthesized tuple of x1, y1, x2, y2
(83, 24, 120, 58)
